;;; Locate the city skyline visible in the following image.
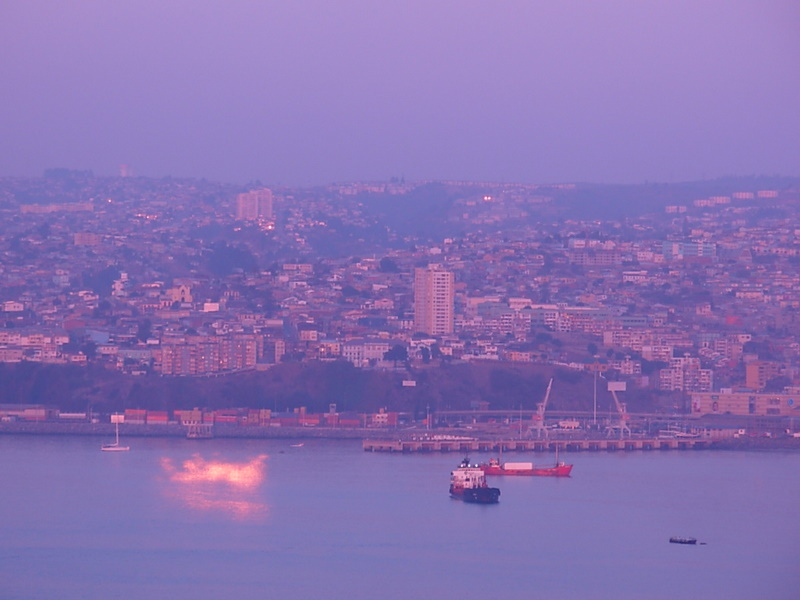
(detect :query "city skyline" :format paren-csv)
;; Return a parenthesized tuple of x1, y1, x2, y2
(2, 2, 799, 186)
(2, 172, 798, 409)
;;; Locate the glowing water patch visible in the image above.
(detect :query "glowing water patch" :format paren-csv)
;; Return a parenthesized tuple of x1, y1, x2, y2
(160, 454, 269, 519)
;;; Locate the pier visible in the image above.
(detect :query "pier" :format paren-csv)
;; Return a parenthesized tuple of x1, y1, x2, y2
(363, 437, 712, 453)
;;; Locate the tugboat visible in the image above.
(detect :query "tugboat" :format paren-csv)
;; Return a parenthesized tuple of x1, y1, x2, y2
(449, 457, 501, 504)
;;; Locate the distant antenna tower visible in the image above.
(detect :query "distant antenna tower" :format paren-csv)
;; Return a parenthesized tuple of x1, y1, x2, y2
(119, 164, 132, 177)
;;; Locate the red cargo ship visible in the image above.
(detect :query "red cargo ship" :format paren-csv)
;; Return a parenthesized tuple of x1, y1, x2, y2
(479, 456, 572, 477)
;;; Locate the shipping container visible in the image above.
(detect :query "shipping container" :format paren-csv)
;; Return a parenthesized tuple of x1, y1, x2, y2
(147, 411, 169, 424)
(504, 462, 534, 470)
(58, 412, 88, 420)
(214, 415, 239, 424)
(214, 409, 241, 418)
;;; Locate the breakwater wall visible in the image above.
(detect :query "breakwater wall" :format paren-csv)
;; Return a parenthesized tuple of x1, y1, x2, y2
(363, 436, 800, 452)
(363, 437, 715, 452)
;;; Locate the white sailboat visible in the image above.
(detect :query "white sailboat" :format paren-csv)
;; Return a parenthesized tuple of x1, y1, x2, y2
(102, 414, 130, 452)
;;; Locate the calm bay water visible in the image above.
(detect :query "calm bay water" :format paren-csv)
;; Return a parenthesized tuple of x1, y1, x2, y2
(1, 434, 798, 600)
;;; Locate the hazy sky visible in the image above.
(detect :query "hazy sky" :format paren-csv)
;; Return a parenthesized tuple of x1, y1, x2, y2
(1, 1, 798, 185)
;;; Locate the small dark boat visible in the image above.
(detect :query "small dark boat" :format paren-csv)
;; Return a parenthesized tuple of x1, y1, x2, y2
(669, 536, 697, 545)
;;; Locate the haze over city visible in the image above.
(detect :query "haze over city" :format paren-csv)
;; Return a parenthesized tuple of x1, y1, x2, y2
(2, 3, 800, 598)
(2, 1, 799, 186)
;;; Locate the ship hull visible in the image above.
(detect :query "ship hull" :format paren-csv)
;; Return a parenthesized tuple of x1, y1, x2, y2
(101, 444, 130, 452)
(450, 485, 501, 504)
(480, 463, 572, 477)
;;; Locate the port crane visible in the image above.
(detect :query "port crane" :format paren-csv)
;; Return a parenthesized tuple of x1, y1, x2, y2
(606, 381, 631, 439)
(529, 378, 554, 439)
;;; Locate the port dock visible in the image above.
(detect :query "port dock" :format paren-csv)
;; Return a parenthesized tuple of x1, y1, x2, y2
(363, 437, 711, 453)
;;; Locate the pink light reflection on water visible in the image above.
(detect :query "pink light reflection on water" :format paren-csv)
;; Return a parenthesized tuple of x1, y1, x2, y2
(160, 454, 269, 520)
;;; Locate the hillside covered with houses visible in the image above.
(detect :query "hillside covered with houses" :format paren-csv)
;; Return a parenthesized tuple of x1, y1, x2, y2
(2, 172, 800, 427)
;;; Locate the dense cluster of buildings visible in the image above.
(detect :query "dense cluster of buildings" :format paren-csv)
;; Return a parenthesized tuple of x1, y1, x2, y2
(2, 173, 800, 420)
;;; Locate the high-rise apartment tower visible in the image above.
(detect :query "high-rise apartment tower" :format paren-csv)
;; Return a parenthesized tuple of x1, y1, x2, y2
(236, 189, 273, 221)
(413, 264, 454, 335)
